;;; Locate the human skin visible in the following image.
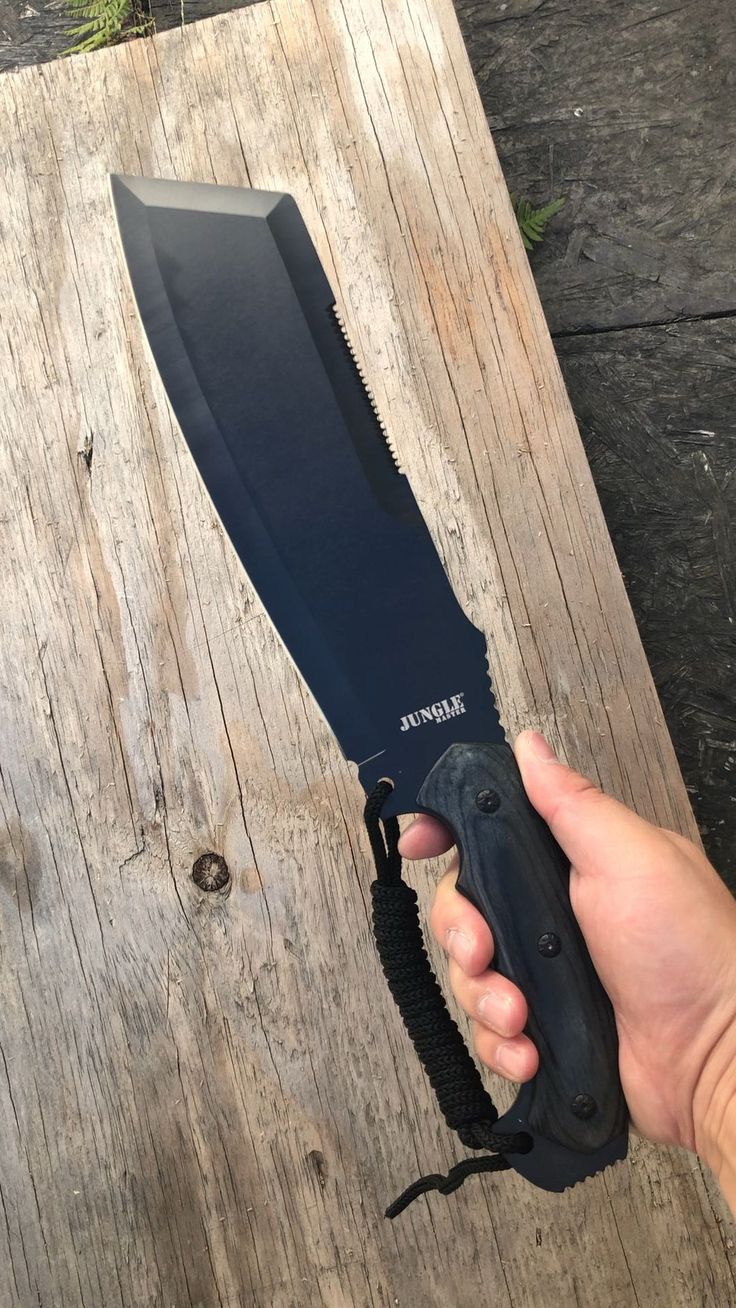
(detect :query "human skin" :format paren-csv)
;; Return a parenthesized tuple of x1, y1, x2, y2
(399, 731, 736, 1214)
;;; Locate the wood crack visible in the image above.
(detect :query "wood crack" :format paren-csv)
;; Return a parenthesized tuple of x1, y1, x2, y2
(0, 1, 727, 1301)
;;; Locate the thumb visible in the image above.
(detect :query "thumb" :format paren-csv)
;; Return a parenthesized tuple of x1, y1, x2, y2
(514, 730, 658, 874)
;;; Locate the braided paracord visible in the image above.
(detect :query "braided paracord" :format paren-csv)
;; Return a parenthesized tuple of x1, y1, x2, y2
(364, 781, 528, 1217)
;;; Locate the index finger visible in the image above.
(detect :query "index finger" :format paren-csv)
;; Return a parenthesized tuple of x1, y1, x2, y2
(398, 814, 455, 860)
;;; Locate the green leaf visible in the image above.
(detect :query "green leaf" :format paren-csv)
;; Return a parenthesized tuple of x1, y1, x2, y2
(511, 194, 567, 253)
(61, 0, 153, 55)
(529, 196, 566, 224)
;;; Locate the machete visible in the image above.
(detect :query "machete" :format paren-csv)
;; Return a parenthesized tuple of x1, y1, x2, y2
(111, 174, 628, 1204)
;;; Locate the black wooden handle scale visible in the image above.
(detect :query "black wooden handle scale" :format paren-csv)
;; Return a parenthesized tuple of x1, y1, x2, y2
(417, 742, 628, 1190)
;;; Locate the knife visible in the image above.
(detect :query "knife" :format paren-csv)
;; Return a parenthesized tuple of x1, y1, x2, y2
(111, 174, 628, 1203)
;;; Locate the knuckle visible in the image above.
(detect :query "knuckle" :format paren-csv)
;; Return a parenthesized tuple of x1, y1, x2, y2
(548, 777, 601, 830)
(472, 1024, 496, 1067)
(429, 892, 451, 942)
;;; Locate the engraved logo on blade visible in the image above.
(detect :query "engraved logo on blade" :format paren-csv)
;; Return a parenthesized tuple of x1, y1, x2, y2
(399, 694, 466, 732)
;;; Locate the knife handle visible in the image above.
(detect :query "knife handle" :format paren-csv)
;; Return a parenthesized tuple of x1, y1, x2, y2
(417, 741, 628, 1190)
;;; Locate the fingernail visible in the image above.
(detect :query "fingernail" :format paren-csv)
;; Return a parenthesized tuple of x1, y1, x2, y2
(478, 990, 515, 1035)
(446, 927, 472, 966)
(494, 1042, 528, 1079)
(528, 731, 558, 763)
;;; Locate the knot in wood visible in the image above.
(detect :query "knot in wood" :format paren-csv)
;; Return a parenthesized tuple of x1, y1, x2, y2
(192, 852, 230, 893)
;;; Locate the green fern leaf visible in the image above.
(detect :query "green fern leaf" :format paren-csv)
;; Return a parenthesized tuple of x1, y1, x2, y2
(62, 0, 152, 55)
(512, 194, 566, 251)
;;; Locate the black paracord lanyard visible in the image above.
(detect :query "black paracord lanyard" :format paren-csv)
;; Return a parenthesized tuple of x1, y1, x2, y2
(364, 781, 529, 1217)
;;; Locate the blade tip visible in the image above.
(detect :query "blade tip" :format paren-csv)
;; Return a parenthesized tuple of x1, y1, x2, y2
(109, 173, 141, 208)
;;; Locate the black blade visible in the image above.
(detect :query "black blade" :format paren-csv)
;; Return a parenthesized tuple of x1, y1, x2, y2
(112, 175, 504, 816)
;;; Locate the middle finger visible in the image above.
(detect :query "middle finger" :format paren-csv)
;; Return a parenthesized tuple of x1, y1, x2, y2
(448, 957, 528, 1038)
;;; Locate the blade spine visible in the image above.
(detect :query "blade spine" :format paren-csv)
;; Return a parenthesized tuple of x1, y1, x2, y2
(111, 172, 287, 218)
(330, 304, 403, 476)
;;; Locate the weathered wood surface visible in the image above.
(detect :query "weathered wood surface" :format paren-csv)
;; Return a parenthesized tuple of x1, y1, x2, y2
(456, 0, 736, 333)
(4, 0, 734, 334)
(2, 0, 734, 887)
(0, 0, 68, 65)
(558, 318, 736, 884)
(1, 2, 734, 1305)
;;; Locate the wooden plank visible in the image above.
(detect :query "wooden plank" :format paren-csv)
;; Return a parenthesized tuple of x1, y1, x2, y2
(456, 0, 736, 332)
(3, 1, 734, 893)
(7, 0, 732, 334)
(0, 0, 253, 67)
(2, 0, 735, 325)
(557, 318, 736, 887)
(0, 2, 733, 1305)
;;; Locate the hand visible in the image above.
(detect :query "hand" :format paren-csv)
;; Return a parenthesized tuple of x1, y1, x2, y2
(400, 731, 736, 1205)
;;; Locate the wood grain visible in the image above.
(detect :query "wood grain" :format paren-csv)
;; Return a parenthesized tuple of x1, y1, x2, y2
(2, 0, 734, 887)
(0, 2, 734, 1305)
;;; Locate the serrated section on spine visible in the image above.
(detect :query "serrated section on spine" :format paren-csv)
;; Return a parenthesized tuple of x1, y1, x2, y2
(559, 1153, 627, 1192)
(483, 645, 505, 740)
(330, 304, 402, 475)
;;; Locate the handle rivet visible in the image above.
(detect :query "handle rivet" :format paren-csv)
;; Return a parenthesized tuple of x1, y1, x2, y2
(537, 932, 561, 957)
(475, 788, 500, 814)
(571, 1093, 597, 1120)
